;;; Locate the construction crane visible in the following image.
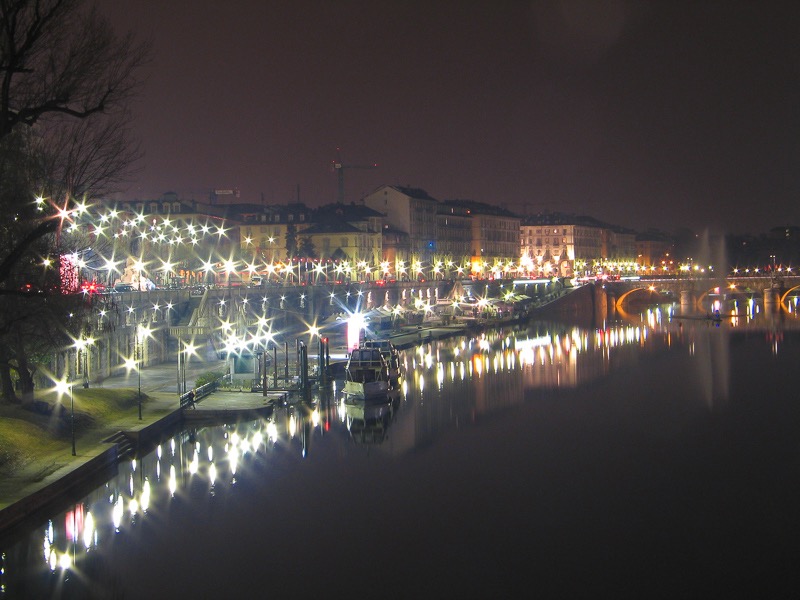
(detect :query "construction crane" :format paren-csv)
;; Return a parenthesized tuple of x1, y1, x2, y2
(331, 148, 377, 204)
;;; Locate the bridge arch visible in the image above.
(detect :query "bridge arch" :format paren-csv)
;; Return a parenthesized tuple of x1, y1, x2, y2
(614, 286, 662, 308)
(780, 284, 800, 306)
(696, 285, 756, 307)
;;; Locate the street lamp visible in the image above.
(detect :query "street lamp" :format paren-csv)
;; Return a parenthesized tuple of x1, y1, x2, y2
(224, 259, 236, 296)
(136, 325, 150, 420)
(177, 339, 183, 397)
(177, 341, 197, 398)
(69, 383, 75, 455)
(74, 337, 93, 389)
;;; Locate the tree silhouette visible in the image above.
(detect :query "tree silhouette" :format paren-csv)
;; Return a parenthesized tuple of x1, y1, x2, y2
(0, 0, 149, 287)
(285, 224, 298, 259)
(0, 0, 148, 401)
(299, 237, 317, 259)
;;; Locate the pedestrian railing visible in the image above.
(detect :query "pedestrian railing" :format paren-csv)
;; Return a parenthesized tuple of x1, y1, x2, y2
(179, 379, 218, 408)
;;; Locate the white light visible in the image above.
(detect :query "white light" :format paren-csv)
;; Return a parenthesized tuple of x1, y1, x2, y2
(83, 512, 95, 549)
(141, 479, 151, 511)
(112, 497, 123, 529)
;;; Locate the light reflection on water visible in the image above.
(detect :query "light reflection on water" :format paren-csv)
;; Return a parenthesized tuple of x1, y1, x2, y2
(2, 304, 800, 597)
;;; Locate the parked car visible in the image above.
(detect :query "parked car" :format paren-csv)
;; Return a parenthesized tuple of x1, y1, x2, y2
(113, 283, 135, 292)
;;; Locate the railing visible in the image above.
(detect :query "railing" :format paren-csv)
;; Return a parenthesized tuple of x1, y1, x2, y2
(179, 379, 218, 408)
(169, 326, 213, 337)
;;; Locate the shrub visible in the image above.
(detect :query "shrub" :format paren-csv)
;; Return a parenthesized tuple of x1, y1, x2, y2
(195, 371, 225, 388)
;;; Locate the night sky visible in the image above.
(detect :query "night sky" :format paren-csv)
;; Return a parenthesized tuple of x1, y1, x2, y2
(103, 1, 800, 235)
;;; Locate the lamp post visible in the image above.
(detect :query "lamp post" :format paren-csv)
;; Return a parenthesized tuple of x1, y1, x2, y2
(82, 341, 89, 388)
(74, 338, 86, 389)
(177, 341, 195, 400)
(70, 383, 75, 456)
(182, 344, 187, 395)
(136, 325, 149, 420)
(177, 339, 182, 397)
(137, 341, 142, 420)
(82, 336, 94, 389)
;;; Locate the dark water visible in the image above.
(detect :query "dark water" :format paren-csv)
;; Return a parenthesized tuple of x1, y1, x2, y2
(2, 309, 800, 598)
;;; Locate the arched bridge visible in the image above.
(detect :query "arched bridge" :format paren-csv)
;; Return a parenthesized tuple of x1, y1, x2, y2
(603, 275, 800, 310)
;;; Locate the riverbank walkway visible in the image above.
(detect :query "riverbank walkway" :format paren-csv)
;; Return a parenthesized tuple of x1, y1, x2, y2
(0, 314, 519, 534)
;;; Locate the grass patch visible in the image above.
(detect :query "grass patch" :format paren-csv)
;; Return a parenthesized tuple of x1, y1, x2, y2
(36, 387, 143, 420)
(0, 388, 146, 475)
(0, 416, 63, 475)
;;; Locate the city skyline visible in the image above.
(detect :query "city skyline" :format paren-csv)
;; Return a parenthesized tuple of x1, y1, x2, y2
(103, 1, 800, 236)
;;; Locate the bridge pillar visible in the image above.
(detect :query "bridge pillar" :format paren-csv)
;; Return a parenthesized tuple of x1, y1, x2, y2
(763, 287, 781, 311)
(593, 283, 608, 324)
(680, 290, 695, 310)
(607, 292, 617, 318)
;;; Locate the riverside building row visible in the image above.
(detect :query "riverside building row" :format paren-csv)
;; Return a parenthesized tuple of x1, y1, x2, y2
(106, 185, 675, 284)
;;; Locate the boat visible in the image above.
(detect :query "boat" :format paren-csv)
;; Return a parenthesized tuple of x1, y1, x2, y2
(343, 346, 390, 398)
(361, 339, 403, 381)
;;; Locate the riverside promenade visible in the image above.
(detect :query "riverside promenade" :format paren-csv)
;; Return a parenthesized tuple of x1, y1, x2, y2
(0, 315, 495, 536)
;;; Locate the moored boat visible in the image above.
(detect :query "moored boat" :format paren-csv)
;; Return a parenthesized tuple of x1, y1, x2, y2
(362, 339, 403, 381)
(343, 346, 390, 398)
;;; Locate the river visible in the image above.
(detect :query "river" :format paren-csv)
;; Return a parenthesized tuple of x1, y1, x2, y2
(2, 302, 800, 598)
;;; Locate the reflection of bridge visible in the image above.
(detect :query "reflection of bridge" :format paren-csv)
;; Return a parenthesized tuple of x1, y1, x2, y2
(604, 275, 800, 310)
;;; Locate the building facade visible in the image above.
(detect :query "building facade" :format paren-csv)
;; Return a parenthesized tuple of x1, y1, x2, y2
(521, 214, 605, 277)
(440, 199, 520, 265)
(363, 185, 439, 264)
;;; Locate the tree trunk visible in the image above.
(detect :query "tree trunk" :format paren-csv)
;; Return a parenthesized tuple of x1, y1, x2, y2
(15, 354, 36, 401)
(0, 360, 19, 403)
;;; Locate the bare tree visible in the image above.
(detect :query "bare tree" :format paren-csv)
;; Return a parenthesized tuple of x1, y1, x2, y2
(0, 0, 148, 401)
(0, 0, 147, 138)
(0, 0, 149, 286)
